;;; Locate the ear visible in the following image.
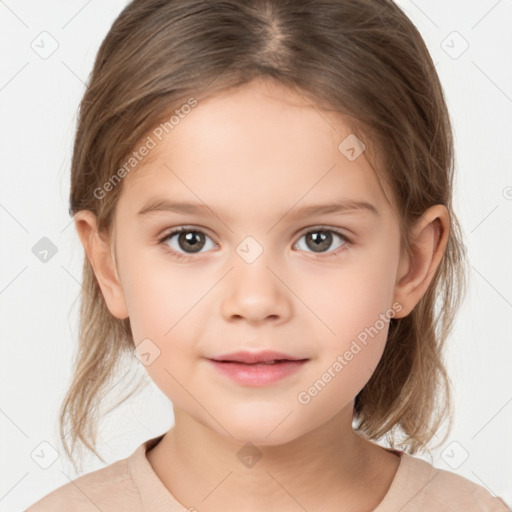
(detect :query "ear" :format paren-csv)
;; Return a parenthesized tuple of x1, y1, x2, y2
(74, 210, 129, 320)
(393, 205, 450, 318)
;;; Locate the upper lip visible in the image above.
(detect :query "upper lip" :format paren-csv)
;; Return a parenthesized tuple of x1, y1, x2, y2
(208, 350, 308, 364)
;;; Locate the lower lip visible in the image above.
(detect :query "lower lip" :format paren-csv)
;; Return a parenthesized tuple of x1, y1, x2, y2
(207, 359, 308, 386)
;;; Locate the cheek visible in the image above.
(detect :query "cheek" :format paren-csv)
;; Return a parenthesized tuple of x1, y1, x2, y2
(122, 258, 203, 403)
(120, 250, 214, 392)
(118, 241, 202, 340)
(297, 248, 399, 390)
(306, 253, 398, 343)
(296, 272, 396, 419)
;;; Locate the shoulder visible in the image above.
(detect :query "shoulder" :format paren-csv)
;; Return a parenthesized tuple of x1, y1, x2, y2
(395, 452, 511, 512)
(25, 457, 142, 512)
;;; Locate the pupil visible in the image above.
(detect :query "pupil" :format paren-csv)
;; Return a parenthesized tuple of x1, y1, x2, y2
(308, 231, 331, 252)
(180, 231, 204, 253)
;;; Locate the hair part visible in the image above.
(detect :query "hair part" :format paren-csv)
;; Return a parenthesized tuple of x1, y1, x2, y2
(60, 0, 468, 472)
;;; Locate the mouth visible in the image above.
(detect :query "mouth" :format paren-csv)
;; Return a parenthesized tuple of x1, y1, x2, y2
(209, 350, 308, 365)
(206, 351, 309, 386)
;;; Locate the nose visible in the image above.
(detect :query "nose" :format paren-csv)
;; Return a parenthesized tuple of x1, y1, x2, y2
(220, 256, 293, 325)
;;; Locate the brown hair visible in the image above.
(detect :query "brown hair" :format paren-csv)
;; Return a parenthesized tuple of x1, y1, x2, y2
(60, 0, 468, 472)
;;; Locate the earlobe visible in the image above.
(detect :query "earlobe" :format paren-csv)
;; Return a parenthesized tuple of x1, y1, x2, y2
(74, 210, 129, 320)
(392, 205, 450, 318)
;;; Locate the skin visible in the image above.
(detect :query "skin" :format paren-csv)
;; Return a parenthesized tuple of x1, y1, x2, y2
(75, 78, 449, 511)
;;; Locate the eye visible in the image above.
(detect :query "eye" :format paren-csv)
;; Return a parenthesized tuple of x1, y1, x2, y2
(158, 226, 351, 262)
(158, 226, 216, 260)
(294, 227, 350, 257)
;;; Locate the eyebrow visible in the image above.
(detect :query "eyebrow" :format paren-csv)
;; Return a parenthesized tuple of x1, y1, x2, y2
(137, 198, 379, 219)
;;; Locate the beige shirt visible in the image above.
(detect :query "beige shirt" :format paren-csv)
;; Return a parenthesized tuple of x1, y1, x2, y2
(26, 435, 510, 511)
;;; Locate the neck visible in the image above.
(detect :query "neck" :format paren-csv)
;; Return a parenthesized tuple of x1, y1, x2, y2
(146, 404, 400, 512)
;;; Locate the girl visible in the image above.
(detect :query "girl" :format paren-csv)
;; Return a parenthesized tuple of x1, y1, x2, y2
(27, 0, 510, 510)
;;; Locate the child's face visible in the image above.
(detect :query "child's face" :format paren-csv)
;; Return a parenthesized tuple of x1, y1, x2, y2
(110, 78, 406, 444)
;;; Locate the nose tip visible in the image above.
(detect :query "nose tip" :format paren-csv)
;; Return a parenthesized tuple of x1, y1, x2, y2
(220, 264, 292, 326)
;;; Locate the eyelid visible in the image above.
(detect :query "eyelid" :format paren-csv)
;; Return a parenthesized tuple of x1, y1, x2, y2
(295, 224, 352, 240)
(158, 223, 215, 237)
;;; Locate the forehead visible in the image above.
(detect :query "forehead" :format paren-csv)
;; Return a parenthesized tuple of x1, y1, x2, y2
(119, 79, 391, 220)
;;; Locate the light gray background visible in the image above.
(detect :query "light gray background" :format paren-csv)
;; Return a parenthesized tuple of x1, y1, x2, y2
(1, 1, 511, 510)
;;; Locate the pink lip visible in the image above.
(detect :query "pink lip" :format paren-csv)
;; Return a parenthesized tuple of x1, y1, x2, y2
(206, 351, 309, 387)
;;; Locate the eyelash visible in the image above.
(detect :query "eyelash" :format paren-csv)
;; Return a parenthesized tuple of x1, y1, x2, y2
(157, 226, 352, 262)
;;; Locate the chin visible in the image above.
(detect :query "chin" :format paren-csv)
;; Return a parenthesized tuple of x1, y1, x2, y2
(214, 410, 306, 447)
